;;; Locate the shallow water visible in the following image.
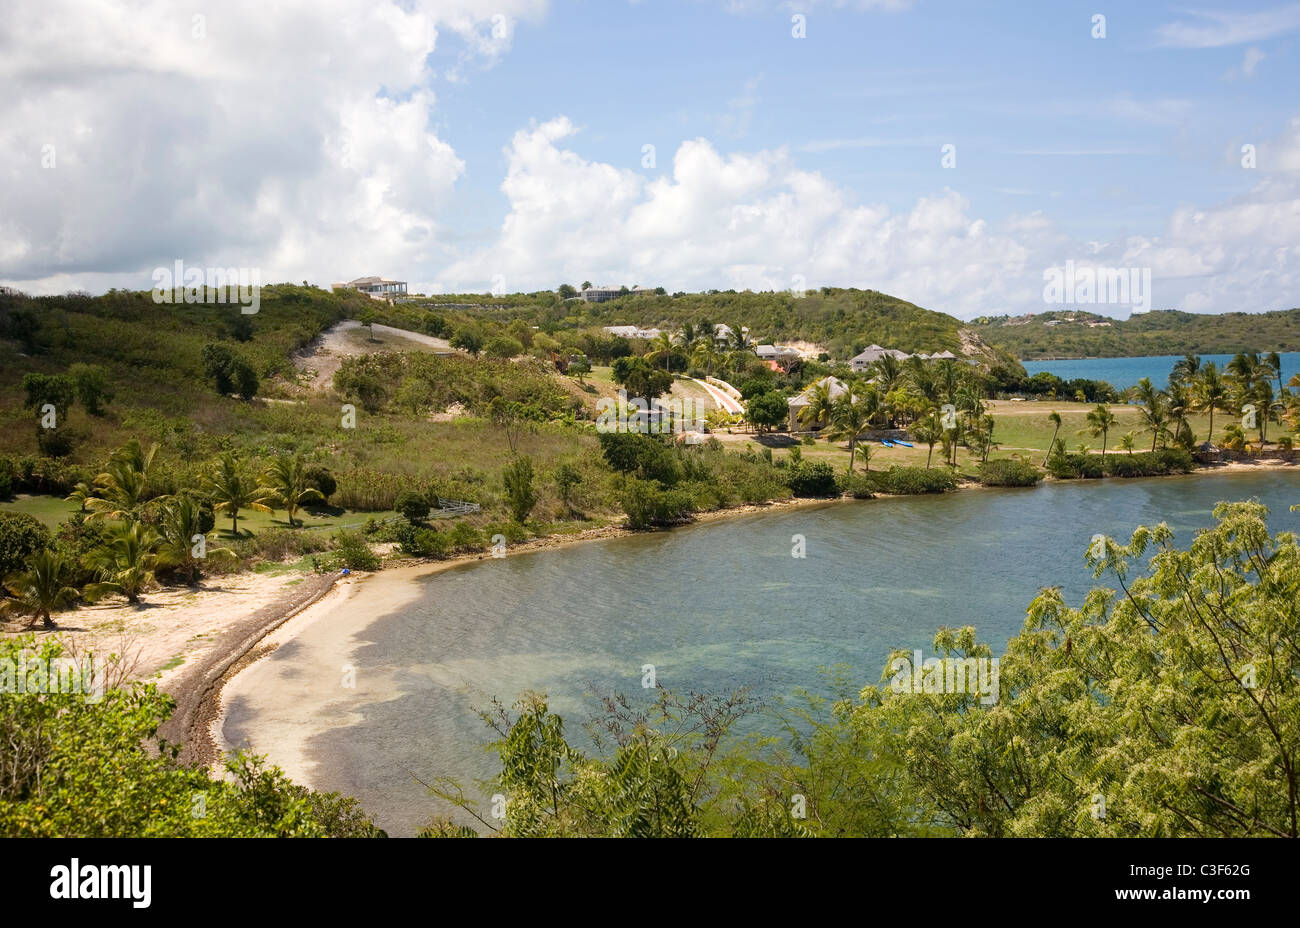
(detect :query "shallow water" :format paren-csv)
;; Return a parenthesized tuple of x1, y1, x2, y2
(222, 470, 1300, 834)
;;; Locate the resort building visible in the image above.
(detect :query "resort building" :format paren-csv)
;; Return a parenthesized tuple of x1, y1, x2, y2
(333, 276, 408, 299)
(850, 345, 959, 370)
(786, 375, 851, 432)
(602, 324, 662, 340)
(580, 285, 624, 302)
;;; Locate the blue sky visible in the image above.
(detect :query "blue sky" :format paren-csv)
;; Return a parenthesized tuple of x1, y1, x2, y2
(3, 0, 1300, 318)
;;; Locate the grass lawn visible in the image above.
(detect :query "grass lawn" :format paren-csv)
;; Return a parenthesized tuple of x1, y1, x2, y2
(2, 492, 399, 536)
(2, 493, 81, 529)
(722, 398, 1235, 478)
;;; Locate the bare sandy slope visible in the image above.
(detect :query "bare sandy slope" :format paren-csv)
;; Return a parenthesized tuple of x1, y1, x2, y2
(292, 320, 456, 394)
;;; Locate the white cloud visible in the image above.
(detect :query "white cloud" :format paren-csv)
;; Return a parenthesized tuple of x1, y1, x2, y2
(0, 0, 546, 293)
(439, 116, 1300, 319)
(1223, 46, 1268, 79)
(1155, 5, 1300, 48)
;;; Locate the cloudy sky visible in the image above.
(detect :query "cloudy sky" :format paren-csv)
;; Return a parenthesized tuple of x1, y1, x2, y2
(2, 0, 1299, 318)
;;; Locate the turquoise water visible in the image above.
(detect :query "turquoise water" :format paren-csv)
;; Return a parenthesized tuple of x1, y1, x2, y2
(1022, 353, 1300, 391)
(224, 470, 1300, 834)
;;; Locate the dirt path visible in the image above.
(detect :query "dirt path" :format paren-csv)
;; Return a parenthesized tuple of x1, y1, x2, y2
(292, 320, 457, 394)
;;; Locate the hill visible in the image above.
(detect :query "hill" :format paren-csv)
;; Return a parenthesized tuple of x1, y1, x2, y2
(972, 308, 1300, 360)
(403, 286, 1018, 369)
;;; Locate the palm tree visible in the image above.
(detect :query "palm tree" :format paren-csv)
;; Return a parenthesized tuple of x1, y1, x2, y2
(1118, 431, 1136, 455)
(911, 410, 943, 468)
(1043, 412, 1063, 466)
(3, 550, 79, 629)
(826, 392, 872, 473)
(84, 520, 160, 605)
(1196, 363, 1229, 448)
(1165, 381, 1193, 448)
(157, 495, 234, 584)
(85, 439, 160, 520)
(689, 338, 719, 377)
(205, 453, 272, 535)
(65, 481, 94, 512)
(1085, 404, 1117, 458)
(1133, 378, 1168, 451)
(646, 332, 679, 373)
(798, 381, 835, 431)
(262, 455, 324, 527)
(1171, 353, 1201, 386)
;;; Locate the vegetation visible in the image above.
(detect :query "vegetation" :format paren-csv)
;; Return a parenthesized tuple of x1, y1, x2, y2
(974, 307, 1300, 358)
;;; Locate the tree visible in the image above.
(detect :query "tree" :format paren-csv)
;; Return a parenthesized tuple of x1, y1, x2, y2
(826, 392, 872, 473)
(1117, 431, 1136, 455)
(557, 284, 577, 300)
(263, 455, 325, 527)
(85, 439, 159, 521)
(502, 455, 538, 524)
(552, 463, 581, 517)
(1133, 378, 1168, 451)
(83, 520, 161, 605)
(358, 307, 377, 341)
(0, 511, 51, 580)
(231, 359, 259, 401)
(395, 489, 431, 525)
(1084, 403, 1117, 458)
(201, 343, 237, 394)
(745, 391, 788, 432)
(910, 410, 942, 468)
(798, 381, 834, 431)
(610, 356, 672, 401)
(21, 372, 76, 422)
(1, 550, 78, 629)
(1196, 362, 1229, 447)
(451, 326, 484, 357)
(568, 356, 591, 384)
(1043, 411, 1062, 467)
(205, 453, 272, 535)
(157, 495, 230, 585)
(68, 363, 114, 415)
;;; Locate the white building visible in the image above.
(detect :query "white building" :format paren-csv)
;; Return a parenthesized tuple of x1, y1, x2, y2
(333, 276, 408, 300)
(787, 376, 851, 432)
(580, 285, 624, 303)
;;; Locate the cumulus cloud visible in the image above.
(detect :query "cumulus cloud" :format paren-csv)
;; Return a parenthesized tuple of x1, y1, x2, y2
(0, 0, 546, 293)
(439, 116, 1300, 319)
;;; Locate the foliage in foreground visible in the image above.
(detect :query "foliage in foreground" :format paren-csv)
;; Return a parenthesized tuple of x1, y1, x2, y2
(424, 500, 1299, 837)
(0, 636, 384, 837)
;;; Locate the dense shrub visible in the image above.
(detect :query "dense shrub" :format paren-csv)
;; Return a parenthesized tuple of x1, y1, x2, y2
(870, 466, 957, 495)
(620, 478, 693, 529)
(395, 489, 430, 524)
(786, 461, 839, 497)
(838, 473, 876, 499)
(395, 523, 452, 558)
(1047, 453, 1106, 480)
(1049, 449, 1195, 480)
(330, 530, 381, 571)
(977, 459, 1043, 487)
(0, 511, 51, 577)
(304, 465, 337, 502)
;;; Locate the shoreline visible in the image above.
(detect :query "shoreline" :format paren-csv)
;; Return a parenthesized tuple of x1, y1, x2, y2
(201, 457, 1299, 787)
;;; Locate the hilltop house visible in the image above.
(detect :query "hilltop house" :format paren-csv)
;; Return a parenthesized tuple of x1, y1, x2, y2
(787, 376, 850, 432)
(333, 276, 408, 299)
(580, 285, 623, 302)
(603, 324, 662, 340)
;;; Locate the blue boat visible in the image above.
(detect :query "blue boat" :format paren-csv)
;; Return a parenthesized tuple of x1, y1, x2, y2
(880, 439, 895, 447)
(894, 440, 914, 448)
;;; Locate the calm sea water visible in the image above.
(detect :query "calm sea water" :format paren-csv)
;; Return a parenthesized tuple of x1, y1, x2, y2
(1022, 353, 1300, 391)
(224, 471, 1300, 834)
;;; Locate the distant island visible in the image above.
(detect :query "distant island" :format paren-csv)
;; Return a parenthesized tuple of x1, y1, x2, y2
(972, 308, 1300, 360)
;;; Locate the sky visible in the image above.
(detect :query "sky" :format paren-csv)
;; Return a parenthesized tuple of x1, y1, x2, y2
(2, 0, 1300, 319)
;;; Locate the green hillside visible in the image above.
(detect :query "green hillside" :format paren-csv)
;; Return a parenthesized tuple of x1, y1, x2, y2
(972, 308, 1300, 359)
